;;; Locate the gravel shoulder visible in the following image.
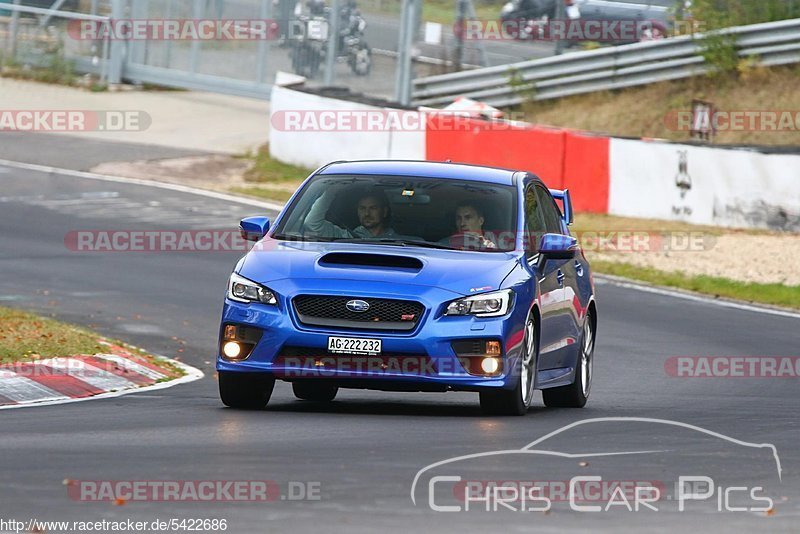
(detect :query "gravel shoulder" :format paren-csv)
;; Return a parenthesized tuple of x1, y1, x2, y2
(589, 233, 800, 286)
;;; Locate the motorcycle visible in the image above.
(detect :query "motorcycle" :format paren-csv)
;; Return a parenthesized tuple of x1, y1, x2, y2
(290, 0, 372, 79)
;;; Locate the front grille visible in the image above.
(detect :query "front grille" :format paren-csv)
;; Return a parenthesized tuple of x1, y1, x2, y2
(292, 295, 424, 331)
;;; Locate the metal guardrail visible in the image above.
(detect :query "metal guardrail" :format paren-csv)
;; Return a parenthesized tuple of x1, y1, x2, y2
(412, 18, 800, 108)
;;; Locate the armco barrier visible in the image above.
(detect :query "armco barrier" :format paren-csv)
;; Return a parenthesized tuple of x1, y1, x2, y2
(268, 84, 800, 229)
(412, 19, 800, 108)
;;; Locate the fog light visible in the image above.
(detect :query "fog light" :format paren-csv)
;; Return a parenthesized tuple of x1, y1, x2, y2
(222, 341, 241, 358)
(481, 357, 500, 374)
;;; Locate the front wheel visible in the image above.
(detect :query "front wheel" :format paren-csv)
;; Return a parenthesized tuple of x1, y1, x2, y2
(218, 371, 275, 409)
(543, 312, 595, 408)
(479, 314, 537, 416)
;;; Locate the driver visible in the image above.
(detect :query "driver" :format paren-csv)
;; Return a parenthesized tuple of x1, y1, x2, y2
(304, 187, 398, 239)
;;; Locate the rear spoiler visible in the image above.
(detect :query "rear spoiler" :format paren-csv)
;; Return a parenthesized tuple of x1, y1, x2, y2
(549, 188, 574, 226)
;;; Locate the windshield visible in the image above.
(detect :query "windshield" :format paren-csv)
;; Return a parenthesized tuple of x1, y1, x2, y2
(273, 175, 518, 252)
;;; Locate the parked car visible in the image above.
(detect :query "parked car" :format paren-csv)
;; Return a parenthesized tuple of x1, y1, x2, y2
(501, 0, 678, 44)
(217, 160, 597, 416)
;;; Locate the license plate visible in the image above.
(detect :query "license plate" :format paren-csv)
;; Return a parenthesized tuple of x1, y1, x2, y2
(327, 336, 382, 355)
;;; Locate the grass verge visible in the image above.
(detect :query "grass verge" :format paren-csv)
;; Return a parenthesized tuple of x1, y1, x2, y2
(593, 260, 800, 310)
(230, 145, 310, 203)
(241, 145, 312, 184)
(521, 63, 800, 146)
(572, 212, 775, 237)
(229, 185, 298, 204)
(0, 306, 106, 364)
(0, 306, 185, 376)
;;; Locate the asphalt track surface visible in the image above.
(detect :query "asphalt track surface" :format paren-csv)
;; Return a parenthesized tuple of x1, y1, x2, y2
(1, 140, 799, 533)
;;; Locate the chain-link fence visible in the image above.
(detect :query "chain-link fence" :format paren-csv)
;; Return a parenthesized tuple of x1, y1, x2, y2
(0, 1, 112, 85)
(0, 0, 439, 101)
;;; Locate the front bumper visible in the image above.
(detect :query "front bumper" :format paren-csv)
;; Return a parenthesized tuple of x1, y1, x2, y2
(216, 281, 527, 391)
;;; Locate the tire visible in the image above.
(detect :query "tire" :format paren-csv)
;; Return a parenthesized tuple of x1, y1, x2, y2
(218, 371, 275, 409)
(479, 313, 538, 416)
(292, 381, 338, 402)
(543, 311, 595, 408)
(292, 43, 321, 78)
(349, 44, 372, 76)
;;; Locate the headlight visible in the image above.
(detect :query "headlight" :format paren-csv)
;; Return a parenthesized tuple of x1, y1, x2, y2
(228, 272, 277, 305)
(445, 289, 513, 318)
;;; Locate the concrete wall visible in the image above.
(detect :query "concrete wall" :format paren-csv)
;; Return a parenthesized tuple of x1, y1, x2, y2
(609, 139, 800, 231)
(269, 85, 425, 169)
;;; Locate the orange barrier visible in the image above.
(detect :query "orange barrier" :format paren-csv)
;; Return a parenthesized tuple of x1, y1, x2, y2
(425, 115, 567, 188)
(425, 115, 610, 213)
(562, 131, 610, 213)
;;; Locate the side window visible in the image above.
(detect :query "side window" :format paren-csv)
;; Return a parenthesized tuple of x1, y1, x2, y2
(524, 185, 547, 255)
(535, 186, 564, 234)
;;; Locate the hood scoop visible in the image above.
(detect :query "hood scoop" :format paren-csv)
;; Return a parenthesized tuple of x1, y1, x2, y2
(319, 252, 423, 271)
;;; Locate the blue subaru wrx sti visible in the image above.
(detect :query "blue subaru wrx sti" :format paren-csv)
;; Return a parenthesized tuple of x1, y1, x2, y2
(217, 160, 597, 415)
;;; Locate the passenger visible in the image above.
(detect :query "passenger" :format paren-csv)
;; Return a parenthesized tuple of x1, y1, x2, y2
(442, 203, 496, 249)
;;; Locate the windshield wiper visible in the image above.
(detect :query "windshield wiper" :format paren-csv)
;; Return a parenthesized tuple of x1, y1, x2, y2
(333, 238, 457, 250)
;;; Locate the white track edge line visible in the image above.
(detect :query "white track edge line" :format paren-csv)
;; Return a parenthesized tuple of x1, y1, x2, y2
(596, 274, 800, 320)
(0, 356, 204, 410)
(0, 158, 286, 212)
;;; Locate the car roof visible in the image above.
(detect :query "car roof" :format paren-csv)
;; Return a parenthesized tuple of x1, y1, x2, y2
(318, 160, 521, 186)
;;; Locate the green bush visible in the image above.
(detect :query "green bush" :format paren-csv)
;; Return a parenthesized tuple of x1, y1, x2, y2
(688, 0, 800, 73)
(690, 0, 800, 29)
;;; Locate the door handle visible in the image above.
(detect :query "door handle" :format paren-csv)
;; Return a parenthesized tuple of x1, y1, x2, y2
(574, 260, 584, 276)
(556, 269, 565, 286)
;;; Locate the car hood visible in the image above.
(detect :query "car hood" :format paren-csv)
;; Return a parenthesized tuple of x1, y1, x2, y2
(238, 239, 521, 297)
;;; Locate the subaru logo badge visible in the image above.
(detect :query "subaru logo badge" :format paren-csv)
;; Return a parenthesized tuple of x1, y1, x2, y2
(346, 299, 370, 313)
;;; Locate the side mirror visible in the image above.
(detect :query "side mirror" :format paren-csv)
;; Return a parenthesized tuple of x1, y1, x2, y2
(539, 233, 578, 260)
(239, 216, 270, 242)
